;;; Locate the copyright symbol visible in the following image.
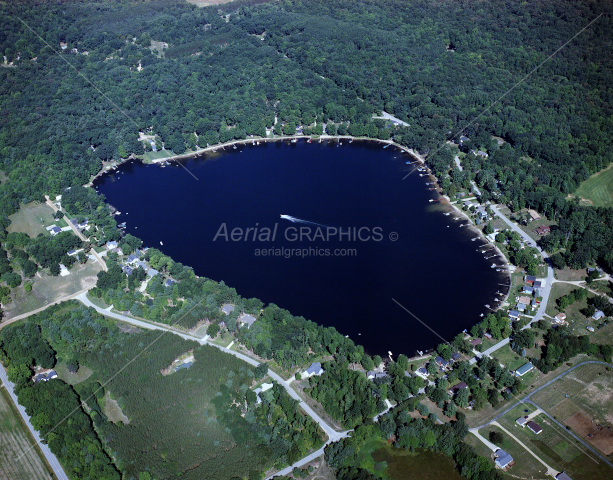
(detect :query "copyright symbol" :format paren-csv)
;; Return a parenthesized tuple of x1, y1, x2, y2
(389, 232, 398, 241)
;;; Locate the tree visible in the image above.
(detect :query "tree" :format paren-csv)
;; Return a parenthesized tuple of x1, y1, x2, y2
(444, 401, 456, 418)
(483, 223, 494, 235)
(254, 362, 268, 380)
(207, 323, 220, 338)
(426, 361, 437, 375)
(454, 387, 469, 408)
(489, 431, 504, 444)
(396, 354, 409, 370)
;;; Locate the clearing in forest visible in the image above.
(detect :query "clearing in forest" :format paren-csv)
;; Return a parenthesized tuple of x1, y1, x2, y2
(573, 163, 613, 208)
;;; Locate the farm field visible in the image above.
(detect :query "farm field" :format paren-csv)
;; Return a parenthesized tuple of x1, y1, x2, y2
(7, 202, 56, 238)
(0, 387, 55, 480)
(574, 163, 613, 208)
(531, 363, 613, 457)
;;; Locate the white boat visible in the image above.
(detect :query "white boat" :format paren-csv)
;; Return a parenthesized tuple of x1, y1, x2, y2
(291, 139, 297, 143)
(383, 144, 389, 148)
(160, 241, 164, 245)
(491, 263, 496, 268)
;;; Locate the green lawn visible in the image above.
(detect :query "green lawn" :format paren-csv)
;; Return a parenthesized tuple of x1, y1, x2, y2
(574, 163, 613, 208)
(7, 202, 57, 238)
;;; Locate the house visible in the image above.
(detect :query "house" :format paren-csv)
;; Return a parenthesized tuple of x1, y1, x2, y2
(60, 42, 67, 50)
(593, 310, 605, 320)
(149, 140, 157, 152)
(50, 226, 62, 236)
(484, 332, 493, 339)
(135, 261, 147, 271)
(516, 416, 529, 427)
(508, 310, 520, 320)
(175, 362, 192, 372)
(556, 472, 573, 480)
(527, 209, 541, 222)
(517, 302, 527, 312)
(554, 313, 567, 324)
(494, 449, 513, 469)
(534, 287, 542, 297)
(456, 192, 466, 199)
(515, 362, 534, 377)
(435, 356, 449, 368)
(451, 352, 462, 362)
(147, 268, 159, 277)
(533, 280, 543, 288)
(449, 382, 467, 394)
(221, 304, 235, 315)
(587, 326, 595, 332)
(522, 286, 534, 294)
(164, 279, 175, 287)
(469, 338, 482, 346)
(459, 135, 469, 145)
(587, 267, 603, 276)
(122, 266, 133, 276)
(254, 382, 273, 404)
(367, 371, 388, 380)
(67, 249, 77, 256)
(302, 362, 324, 378)
(69, 218, 79, 226)
(525, 275, 537, 284)
(126, 254, 139, 264)
(417, 367, 429, 377)
(78, 219, 88, 229)
(33, 370, 58, 383)
(518, 296, 532, 305)
(527, 421, 542, 434)
(239, 314, 257, 328)
(534, 225, 550, 235)
(106, 240, 118, 249)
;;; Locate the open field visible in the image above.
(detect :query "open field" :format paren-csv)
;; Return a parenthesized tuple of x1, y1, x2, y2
(2, 260, 101, 320)
(490, 344, 526, 371)
(54, 363, 93, 386)
(574, 163, 613, 208)
(478, 425, 549, 479)
(102, 391, 130, 425)
(555, 267, 587, 282)
(7, 202, 56, 238)
(531, 363, 613, 456)
(591, 321, 613, 345)
(0, 386, 55, 480)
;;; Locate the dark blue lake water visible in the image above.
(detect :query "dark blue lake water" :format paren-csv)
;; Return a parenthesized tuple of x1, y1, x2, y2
(95, 140, 507, 356)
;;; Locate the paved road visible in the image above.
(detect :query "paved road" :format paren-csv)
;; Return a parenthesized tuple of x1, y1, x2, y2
(469, 204, 555, 364)
(0, 367, 69, 480)
(473, 360, 613, 469)
(75, 293, 353, 477)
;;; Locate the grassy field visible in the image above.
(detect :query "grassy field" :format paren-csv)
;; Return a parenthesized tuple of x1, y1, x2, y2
(140, 150, 173, 161)
(102, 391, 130, 425)
(574, 163, 613, 208)
(0, 387, 55, 480)
(532, 364, 613, 427)
(490, 344, 526, 372)
(478, 425, 550, 479)
(3, 261, 101, 319)
(54, 363, 93, 386)
(7, 202, 56, 238)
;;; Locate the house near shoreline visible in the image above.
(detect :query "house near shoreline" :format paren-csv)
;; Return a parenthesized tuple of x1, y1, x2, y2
(469, 338, 482, 346)
(417, 367, 429, 377)
(508, 310, 520, 320)
(522, 286, 534, 294)
(435, 356, 449, 368)
(525, 275, 537, 284)
(239, 314, 257, 328)
(517, 296, 532, 305)
(221, 304, 235, 315)
(367, 371, 388, 380)
(106, 240, 118, 249)
(302, 362, 324, 378)
(516, 302, 527, 312)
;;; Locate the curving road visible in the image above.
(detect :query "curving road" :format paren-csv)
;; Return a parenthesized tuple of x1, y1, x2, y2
(469, 204, 555, 364)
(74, 293, 352, 478)
(0, 367, 69, 480)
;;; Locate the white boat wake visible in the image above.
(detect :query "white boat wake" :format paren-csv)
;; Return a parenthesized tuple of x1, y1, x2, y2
(280, 215, 336, 228)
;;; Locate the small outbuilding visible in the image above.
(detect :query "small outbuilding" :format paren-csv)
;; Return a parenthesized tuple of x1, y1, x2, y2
(515, 362, 534, 377)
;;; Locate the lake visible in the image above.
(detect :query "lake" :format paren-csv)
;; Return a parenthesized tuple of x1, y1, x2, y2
(94, 140, 507, 356)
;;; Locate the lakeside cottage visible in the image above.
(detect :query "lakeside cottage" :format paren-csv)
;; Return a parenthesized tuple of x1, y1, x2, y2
(221, 304, 235, 315)
(508, 310, 520, 320)
(367, 371, 388, 380)
(302, 362, 324, 378)
(239, 314, 257, 328)
(469, 338, 482, 346)
(106, 240, 118, 249)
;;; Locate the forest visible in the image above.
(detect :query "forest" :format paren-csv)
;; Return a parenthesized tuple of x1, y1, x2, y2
(0, 301, 325, 479)
(0, 0, 612, 272)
